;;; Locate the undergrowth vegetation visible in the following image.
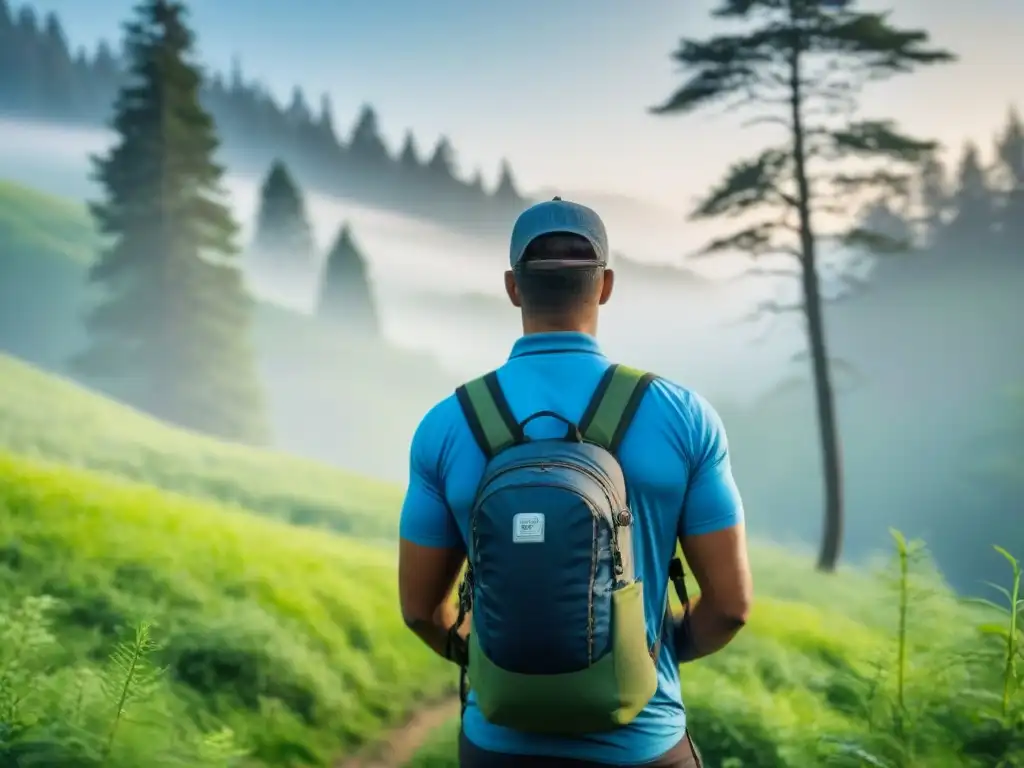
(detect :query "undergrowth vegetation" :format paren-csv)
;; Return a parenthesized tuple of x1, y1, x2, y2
(0, 451, 452, 767)
(408, 532, 1024, 768)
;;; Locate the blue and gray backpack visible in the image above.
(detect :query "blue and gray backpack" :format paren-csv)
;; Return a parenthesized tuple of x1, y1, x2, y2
(449, 363, 689, 735)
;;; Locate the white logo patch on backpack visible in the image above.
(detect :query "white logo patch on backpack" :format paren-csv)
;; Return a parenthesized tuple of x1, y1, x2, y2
(512, 512, 545, 543)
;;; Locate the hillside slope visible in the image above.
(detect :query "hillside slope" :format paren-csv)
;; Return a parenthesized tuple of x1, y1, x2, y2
(0, 353, 401, 539)
(0, 178, 94, 369)
(0, 450, 450, 767)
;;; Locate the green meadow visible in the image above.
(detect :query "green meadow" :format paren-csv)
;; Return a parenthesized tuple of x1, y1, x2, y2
(0, 365, 1019, 765)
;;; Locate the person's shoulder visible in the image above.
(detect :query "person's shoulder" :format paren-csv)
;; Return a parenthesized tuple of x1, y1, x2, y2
(642, 375, 728, 457)
(412, 391, 464, 450)
(646, 375, 721, 424)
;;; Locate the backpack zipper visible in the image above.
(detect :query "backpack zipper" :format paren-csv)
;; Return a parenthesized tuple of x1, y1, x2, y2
(478, 459, 625, 516)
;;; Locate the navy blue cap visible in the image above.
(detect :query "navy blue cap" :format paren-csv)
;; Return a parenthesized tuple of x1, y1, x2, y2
(509, 197, 609, 269)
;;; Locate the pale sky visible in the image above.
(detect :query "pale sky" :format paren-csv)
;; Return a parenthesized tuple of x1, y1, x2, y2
(22, 0, 1024, 211)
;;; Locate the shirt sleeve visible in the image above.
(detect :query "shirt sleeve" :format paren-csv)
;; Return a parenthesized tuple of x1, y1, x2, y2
(399, 404, 462, 548)
(679, 394, 745, 538)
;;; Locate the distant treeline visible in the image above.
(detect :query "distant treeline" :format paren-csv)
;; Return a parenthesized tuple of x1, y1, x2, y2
(0, 0, 530, 234)
(858, 107, 1023, 261)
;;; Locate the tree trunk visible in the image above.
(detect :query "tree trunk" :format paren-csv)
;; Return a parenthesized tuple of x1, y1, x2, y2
(787, 7, 844, 572)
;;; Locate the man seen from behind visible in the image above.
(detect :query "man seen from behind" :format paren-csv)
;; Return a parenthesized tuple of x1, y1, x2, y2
(399, 198, 753, 767)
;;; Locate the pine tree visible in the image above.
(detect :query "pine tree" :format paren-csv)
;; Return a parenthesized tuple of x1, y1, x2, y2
(349, 104, 389, 163)
(285, 85, 311, 124)
(77, 0, 266, 444)
(398, 130, 422, 171)
(40, 12, 75, 118)
(995, 107, 1024, 250)
(651, 0, 954, 571)
(494, 159, 522, 203)
(426, 136, 456, 180)
(945, 142, 995, 247)
(917, 154, 948, 247)
(9, 5, 41, 113)
(228, 55, 243, 94)
(315, 93, 337, 141)
(468, 168, 486, 194)
(317, 223, 378, 336)
(249, 159, 317, 281)
(89, 40, 121, 120)
(0, 0, 17, 106)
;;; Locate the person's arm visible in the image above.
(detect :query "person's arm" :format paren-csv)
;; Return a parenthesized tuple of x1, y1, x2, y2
(673, 394, 753, 663)
(398, 407, 468, 664)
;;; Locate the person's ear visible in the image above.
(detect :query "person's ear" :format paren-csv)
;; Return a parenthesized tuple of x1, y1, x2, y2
(598, 268, 615, 305)
(504, 270, 522, 307)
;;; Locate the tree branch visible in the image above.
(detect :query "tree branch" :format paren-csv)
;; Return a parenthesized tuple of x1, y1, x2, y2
(830, 170, 913, 199)
(691, 146, 795, 219)
(827, 120, 937, 162)
(692, 221, 795, 259)
(839, 226, 912, 255)
(650, 27, 795, 115)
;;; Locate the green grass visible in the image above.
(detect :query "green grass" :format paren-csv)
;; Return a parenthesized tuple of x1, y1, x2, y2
(0, 179, 96, 369)
(0, 352, 402, 539)
(0, 450, 452, 767)
(407, 537, 1024, 768)
(0, 179, 99, 266)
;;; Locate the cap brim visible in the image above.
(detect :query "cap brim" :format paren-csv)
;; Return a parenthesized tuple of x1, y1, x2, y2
(511, 224, 608, 269)
(515, 258, 606, 271)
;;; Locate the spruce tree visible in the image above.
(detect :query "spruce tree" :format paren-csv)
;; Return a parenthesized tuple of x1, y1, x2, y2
(285, 85, 311, 124)
(314, 93, 338, 146)
(9, 5, 40, 113)
(0, 1, 18, 106)
(40, 12, 75, 118)
(468, 168, 486, 194)
(651, 0, 954, 571)
(426, 136, 457, 181)
(945, 142, 995, 248)
(917, 155, 948, 248)
(317, 223, 378, 336)
(249, 159, 316, 281)
(494, 159, 522, 204)
(995, 108, 1024, 251)
(398, 130, 422, 171)
(76, 0, 266, 445)
(349, 104, 389, 164)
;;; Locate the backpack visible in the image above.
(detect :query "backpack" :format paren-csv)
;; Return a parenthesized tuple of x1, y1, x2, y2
(448, 363, 690, 735)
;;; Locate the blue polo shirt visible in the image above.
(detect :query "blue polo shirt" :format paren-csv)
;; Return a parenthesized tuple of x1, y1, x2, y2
(400, 331, 744, 765)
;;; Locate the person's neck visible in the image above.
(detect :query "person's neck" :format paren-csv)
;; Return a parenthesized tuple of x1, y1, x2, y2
(521, 316, 597, 337)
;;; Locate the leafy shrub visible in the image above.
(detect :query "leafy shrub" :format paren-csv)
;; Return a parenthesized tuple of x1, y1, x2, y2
(0, 596, 246, 767)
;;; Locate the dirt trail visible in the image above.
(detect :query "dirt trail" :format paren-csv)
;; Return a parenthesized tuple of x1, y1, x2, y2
(335, 696, 461, 768)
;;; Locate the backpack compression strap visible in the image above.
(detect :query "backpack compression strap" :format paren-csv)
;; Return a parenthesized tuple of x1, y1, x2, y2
(455, 371, 523, 460)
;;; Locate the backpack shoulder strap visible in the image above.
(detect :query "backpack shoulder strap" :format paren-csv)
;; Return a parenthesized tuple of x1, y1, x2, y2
(579, 364, 688, 662)
(454, 371, 523, 459)
(578, 364, 658, 454)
